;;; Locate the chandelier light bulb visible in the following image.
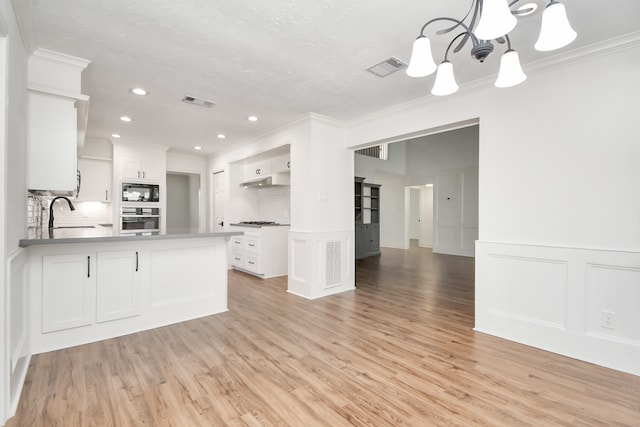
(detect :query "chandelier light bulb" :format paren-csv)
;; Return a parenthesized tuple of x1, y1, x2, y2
(474, 0, 517, 41)
(406, 36, 437, 78)
(495, 50, 527, 88)
(535, 1, 577, 51)
(431, 61, 459, 96)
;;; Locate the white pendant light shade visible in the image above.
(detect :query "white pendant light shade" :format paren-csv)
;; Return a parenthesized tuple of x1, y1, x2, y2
(534, 1, 577, 51)
(474, 0, 517, 41)
(495, 50, 527, 88)
(431, 61, 459, 96)
(406, 36, 437, 77)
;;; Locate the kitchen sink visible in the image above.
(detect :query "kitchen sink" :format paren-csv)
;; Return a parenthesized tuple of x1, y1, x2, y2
(53, 225, 96, 229)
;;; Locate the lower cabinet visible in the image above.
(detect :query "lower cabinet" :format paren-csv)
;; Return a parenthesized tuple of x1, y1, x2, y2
(42, 254, 95, 333)
(355, 223, 381, 259)
(30, 237, 230, 354)
(229, 226, 289, 278)
(96, 251, 141, 323)
(41, 250, 142, 333)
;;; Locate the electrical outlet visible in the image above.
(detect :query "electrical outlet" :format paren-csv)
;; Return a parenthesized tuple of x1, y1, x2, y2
(601, 310, 616, 330)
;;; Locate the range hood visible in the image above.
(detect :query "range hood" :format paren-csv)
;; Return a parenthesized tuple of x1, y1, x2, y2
(240, 172, 290, 188)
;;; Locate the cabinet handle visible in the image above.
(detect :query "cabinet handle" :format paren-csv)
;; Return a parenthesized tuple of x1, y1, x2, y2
(248, 243, 255, 247)
(87, 256, 90, 278)
(105, 190, 108, 201)
(138, 171, 141, 178)
(287, 161, 290, 168)
(143, 171, 146, 179)
(135, 251, 139, 272)
(248, 260, 255, 265)
(234, 257, 241, 261)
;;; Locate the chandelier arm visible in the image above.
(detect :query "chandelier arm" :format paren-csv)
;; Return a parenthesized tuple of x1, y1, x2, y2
(503, 34, 513, 51)
(508, 0, 524, 7)
(436, 0, 476, 36)
(419, 17, 479, 45)
(444, 33, 470, 61)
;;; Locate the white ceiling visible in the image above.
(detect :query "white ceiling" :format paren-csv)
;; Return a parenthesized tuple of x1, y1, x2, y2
(22, 0, 640, 156)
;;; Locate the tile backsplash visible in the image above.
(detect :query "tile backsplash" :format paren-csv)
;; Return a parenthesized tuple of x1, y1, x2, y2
(257, 186, 290, 224)
(28, 193, 113, 228)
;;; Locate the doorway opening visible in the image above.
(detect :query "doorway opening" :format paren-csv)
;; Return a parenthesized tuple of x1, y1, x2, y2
(166, 172, 200, 230)
(353, 122, 479, 258)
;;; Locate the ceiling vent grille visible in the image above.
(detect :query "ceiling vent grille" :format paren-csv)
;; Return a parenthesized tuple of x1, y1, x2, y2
(366, 57, 407, 77)
(181, 95, 215, 108)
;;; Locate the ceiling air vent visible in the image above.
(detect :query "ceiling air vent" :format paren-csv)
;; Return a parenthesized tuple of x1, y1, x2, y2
(366, 57, 407, 77)
(181, 95, 215, 108)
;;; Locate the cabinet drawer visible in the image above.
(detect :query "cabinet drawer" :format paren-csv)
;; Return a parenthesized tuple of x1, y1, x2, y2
(245, 255, 261, 273)
(230, 251, 245, 268)
(229, 235, 245, 249)
(244, 236, 261, 253)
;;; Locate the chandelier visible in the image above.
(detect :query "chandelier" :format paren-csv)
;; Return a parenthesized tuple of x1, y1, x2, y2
(407, 0, 577, 96)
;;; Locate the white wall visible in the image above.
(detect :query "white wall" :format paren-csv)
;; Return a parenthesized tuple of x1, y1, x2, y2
(208, 114, 355, 299)
(344, 35, 640, 375)
(419, 186, 433, 247)
(0, 0, 30, 424)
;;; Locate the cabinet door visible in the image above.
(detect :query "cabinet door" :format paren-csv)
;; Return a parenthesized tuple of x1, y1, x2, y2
(355, 224, 367, 259)
(368, 224, 380, 253)
(141, 159, 162, 180)
(122, 158, 142, 180)
(28, 93, 78, 192)
(96, 251, 141, 322)
(272, 154, 291, 173)
(42, 254, 95, 333)
(77, 159, 112, 201)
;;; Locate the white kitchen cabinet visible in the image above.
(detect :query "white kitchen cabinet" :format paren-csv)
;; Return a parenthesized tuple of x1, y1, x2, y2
(42, 253, 95, 333)
(122, 158, 162, 181)
(272, 153, 291, 173)
(28, 92, 79, 192)
(96, 251, 141, 322)
(244, 159, 272, 180)
(228, 225, 289, 278)
(77, 158, 112, 202)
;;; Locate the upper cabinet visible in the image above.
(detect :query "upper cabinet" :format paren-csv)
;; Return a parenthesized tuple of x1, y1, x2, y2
(77, 159, 112, 202)
(272, 153, 291, 173)
(27, 49, 90, 193)
(122, 158, 163, 181)
(243, 151, 290, 181)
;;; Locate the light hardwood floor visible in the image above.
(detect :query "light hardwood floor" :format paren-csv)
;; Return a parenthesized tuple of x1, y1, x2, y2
(7, 246, 640, 426)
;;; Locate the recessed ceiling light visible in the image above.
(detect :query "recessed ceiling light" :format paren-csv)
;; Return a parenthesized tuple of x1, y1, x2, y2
(111, 133, 121, 138)
(425, 184, 433, 187)
(217, 134, 226, 139)
(248, 116, 258, 122)
(516, 3, 538, 16)
(131, 88, 148, 96)
(194, 146, 202, 150)
(120, 116, 132, 122)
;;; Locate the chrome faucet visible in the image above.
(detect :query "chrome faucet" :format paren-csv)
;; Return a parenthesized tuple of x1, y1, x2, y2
(48, 196, 76, 229)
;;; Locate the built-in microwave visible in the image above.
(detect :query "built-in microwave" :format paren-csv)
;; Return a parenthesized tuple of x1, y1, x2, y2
(122, 182, 160, 202)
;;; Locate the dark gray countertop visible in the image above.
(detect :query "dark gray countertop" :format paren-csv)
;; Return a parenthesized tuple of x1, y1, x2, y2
(20, 227, 242, 247)
(229, 223, 291, 228)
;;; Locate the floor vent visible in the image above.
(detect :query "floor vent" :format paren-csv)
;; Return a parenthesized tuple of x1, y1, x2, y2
(181, 95, 215, 108)
(366, 57, 407, 77)
(325, 241, 342, 288)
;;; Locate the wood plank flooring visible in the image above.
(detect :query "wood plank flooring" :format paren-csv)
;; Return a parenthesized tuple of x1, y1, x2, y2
(7, 246, 640, 426)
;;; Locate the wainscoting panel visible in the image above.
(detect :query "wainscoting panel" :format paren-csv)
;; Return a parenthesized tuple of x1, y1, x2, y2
(476, 241, 640, 376)
(486, 254, 567, 328)
(585, 263, 640, 343)
(7, 248, 30, 417)
(288, 230, 355, 299)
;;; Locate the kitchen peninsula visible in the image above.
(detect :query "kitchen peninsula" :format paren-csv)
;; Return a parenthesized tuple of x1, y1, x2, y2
(20, 228, 241, 354)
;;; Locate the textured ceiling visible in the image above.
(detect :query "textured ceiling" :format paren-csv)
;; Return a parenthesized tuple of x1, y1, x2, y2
(24, 0, 640, 156)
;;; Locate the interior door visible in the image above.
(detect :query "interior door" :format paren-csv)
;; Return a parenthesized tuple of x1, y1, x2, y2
(213, 171, 225, 231)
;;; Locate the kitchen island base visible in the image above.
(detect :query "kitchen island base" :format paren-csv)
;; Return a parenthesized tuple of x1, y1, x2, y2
(27, 236, 232, 354)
